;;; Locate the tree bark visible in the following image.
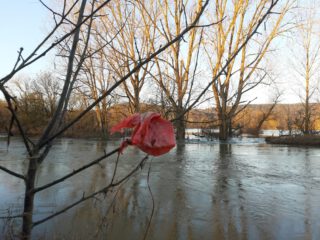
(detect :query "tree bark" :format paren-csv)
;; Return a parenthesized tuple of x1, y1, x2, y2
(174, 107, 186, 142)
(22, 157, 38, 240)
(219, 118, 228, 141)
(175, 119, 186, 142)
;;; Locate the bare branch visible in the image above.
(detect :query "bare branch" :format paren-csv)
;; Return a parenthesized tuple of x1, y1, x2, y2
(32, 147, 120, 193)
(0, 0, 113, 86)
(1, 86, 33, 156)
(0, 165, 26, 181)
(32, 155, 149, 227)
(142, 160, 154, 240)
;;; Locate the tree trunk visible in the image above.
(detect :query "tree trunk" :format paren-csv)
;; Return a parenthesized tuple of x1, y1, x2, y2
(175, 119, 186, 142)
(227, 118, 233, 137)
(22, 158, 38, 240)
(174, 108, 186, 142)
(133, 95, 140, 113)
(101, 109, 108, 139)
(219, 120, 228, 141)
(218, 109, 230, 141)
(304, 100, 310, 135)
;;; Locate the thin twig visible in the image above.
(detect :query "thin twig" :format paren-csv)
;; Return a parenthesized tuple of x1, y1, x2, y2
(39, 0, 76, 26)
(32, 147, 120, 193)
(32, 155, 149, 227)
(110, 153, 121, 184)
(143, 158, 154, 240)
(12, 47, 23, 71)
(91, 178, 129, 239)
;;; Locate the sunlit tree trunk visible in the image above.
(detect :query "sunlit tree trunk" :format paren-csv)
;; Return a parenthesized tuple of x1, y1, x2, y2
(305, 53, 310, 134)
(22, 1, 87, 238)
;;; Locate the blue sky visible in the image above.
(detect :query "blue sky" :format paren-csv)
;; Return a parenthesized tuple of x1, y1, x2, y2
(0, 1, 49, 77)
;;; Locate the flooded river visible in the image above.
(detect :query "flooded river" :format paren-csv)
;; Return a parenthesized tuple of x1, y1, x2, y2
(0, 137, 320, 239)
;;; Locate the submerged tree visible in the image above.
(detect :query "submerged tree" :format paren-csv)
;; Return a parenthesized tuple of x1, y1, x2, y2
(205, 0, 292, 140)
(145, 0, 205, 141)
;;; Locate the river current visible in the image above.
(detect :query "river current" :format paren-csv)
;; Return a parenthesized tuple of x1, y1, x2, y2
(0, 137, 320, 239)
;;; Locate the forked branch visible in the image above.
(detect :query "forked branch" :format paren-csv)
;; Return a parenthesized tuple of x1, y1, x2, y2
(32, 147, 120, 193)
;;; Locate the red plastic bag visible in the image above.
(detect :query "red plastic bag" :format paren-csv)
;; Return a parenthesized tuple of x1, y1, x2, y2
(111, 112, 176, 156)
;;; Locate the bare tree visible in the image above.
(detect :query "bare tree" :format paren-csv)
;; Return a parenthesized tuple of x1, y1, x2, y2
(11, 73, 60, 135)
(205, 0, 292, 140)
(290, 1, 320, 134)
(104, 0, 157, 114)
(13, 78, 50, 134)
(32, 72, 61, 117)
(252, 90, 282, 135)
(80, 57, 116, 137)
(146, 0, 205, 141)
(61, 0, 158, 135)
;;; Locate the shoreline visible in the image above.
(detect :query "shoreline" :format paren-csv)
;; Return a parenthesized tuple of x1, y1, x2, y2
(3, 132, 320, 147)
(265, 135, 320, 146)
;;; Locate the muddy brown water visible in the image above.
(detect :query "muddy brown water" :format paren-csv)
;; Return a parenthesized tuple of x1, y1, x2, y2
(0, 137, 320, 239)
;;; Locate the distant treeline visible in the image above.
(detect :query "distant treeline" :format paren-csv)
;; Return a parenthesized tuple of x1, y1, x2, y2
(1, 100, 319, 138)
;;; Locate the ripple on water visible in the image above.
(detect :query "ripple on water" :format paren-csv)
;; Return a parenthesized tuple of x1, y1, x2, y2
(1, 138, 320, 239)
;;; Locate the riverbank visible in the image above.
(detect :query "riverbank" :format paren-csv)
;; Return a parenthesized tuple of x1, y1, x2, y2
(265, 135, 320, 146)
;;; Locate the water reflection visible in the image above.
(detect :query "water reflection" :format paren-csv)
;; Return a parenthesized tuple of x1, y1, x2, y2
(1, 138, 320, 239)
(175, 144, 185, 162)
(212, 143, 249, 239)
